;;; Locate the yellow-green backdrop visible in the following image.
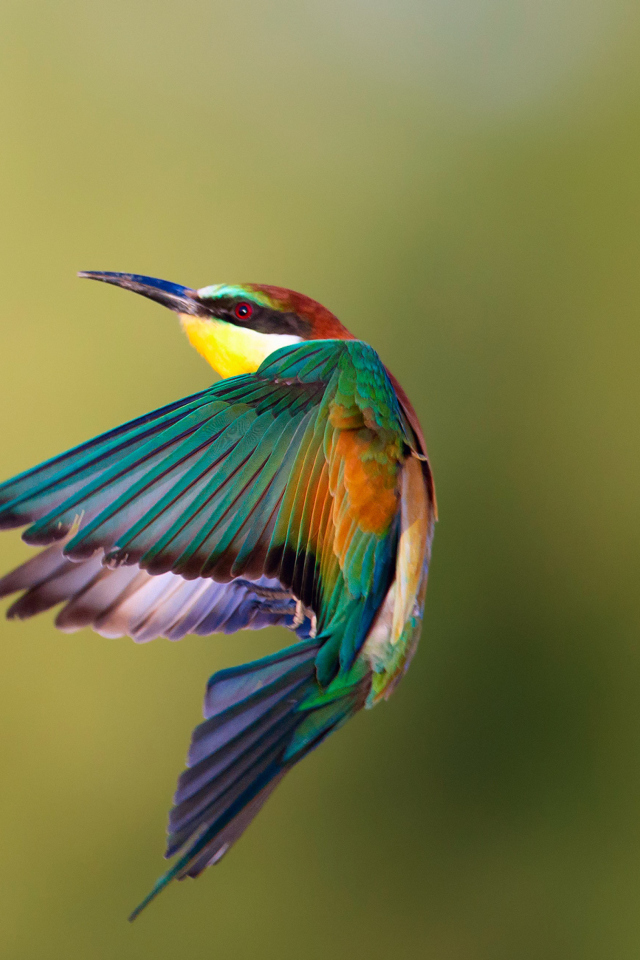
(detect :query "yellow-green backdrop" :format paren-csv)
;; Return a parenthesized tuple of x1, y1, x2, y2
(0, 2, 639, 957)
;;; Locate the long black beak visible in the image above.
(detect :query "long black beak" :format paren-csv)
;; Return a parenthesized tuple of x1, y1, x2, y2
(78, 271, 207, 316)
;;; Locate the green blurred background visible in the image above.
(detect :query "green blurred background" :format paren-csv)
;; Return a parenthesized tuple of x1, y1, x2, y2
(0, 1, 639, 957)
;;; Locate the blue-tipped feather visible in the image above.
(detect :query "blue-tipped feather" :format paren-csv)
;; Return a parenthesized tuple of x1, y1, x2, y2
(128, 637, 368, 919)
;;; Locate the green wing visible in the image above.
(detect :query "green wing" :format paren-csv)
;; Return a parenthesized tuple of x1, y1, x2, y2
(0, 340, 413, 680)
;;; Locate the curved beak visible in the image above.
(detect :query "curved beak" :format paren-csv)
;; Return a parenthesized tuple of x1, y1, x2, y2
(78, 271, 207, 316)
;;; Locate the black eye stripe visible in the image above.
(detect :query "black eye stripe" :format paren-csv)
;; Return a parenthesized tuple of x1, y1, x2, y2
(197, 296, 312, 337)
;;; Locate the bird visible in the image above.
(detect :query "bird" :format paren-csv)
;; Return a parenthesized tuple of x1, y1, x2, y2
(0, 272, 436, 919)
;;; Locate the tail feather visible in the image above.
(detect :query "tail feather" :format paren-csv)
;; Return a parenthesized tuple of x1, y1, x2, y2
(167, 735, 292, 856)
(168, 639, 320, 853)
(173, 703, 297, 809)
(202, 642, 321, 718)
(178, 771, 286, 879)
(128, 768, 284, 922)
(129, 638, 369, 920)
(186, 673, 311, 767)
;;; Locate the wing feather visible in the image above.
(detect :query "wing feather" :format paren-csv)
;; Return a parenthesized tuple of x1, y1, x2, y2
(0, 340, 418, 678)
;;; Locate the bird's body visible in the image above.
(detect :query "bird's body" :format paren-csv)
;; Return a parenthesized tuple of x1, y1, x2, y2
(0, 273, 436, 918)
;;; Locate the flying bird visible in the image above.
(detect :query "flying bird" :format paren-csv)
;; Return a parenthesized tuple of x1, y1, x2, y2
(0, 273, 436, 919)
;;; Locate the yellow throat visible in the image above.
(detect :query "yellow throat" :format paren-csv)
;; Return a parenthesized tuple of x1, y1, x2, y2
(179, 315, 302, 379)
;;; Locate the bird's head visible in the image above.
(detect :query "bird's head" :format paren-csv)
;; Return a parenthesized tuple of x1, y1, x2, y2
(79, 271, 353, 378)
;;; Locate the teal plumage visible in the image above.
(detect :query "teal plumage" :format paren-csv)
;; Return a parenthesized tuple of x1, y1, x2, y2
(0, 273, 436, 918)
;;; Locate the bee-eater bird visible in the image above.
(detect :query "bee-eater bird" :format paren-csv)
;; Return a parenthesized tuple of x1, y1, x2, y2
(0, 272, 436, 919)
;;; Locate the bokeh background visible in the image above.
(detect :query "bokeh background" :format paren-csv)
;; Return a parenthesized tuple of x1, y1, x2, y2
(0, 1, 639, 957)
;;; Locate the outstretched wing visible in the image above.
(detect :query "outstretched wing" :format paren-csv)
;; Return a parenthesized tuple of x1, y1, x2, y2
(0, 340, 415, 678)
(0, 541, 315, 642)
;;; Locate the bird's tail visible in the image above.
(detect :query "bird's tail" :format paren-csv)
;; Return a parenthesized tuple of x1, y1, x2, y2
(129, 637, 369, 921)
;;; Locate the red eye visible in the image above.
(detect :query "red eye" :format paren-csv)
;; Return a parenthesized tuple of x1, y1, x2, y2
(234, 302, 253, 321)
